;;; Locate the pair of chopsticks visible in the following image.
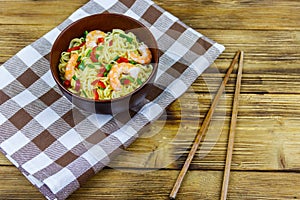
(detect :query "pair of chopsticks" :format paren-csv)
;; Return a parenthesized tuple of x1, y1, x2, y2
(169, 50, 244, 200)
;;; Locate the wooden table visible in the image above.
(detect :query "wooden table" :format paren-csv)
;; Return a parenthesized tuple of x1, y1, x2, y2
(1, 0, 300, 199)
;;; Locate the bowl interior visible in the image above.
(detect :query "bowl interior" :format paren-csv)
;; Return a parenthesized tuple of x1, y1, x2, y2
(50, 13, 159, 103)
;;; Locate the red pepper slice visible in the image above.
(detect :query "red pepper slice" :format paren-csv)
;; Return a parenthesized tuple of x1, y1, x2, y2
(91, 80, 99, 86)
(91, 80, 106, 89)
(109, 40, 113, 46)
(116, 57, 129, 63)
(97, 37, 104, 44)
(123, 79, 131, 85)
(63, 80, 71, 88)
(97, 67, 106, 77)
(75, 80, 81, 92)
(93, 89, 99, 100)
(90, 46, 98, 63)
(67, 42, 86, 52)
(97, 81, 106, 89)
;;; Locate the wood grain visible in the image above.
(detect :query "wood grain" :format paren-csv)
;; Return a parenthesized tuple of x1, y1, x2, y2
(1, 166, 300, 200)
(1, 0, 300, 199)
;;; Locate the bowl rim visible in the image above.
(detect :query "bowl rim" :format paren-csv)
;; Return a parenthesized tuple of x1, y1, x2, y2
(50, 13, 159, 104)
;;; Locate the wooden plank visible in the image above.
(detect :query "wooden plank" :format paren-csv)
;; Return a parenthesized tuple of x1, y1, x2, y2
(0, 1, 89, 25)
(1, 0, 299, 32)
(72, 169, 300, 199)
(0, 166, 300, 200)
(109, 119, 300, 171)
(155, 0, 300, 30)
(0, 154, 11, 165)
(203, 29, 300, 61)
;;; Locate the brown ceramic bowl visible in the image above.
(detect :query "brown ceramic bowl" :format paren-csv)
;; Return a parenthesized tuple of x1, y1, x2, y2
(50, 13, 159, 114)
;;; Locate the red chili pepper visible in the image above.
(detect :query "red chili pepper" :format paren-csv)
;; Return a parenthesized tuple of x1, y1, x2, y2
(117, 57, 129, 63)
(91, 80, 106, 89)
(97, 81, 106, 89)
(75, 80, 81, 92)
(67, 42, 86, 52)
(91, 80, 99, 86)
(123, 79, 131, 85)
(63, 80, 71, 88)
(97, 72, 104, 77)
(90, 46, 98, 62)
(97, 37, 104, 44)
(93, 89, 99, 100)
(74, 61, 80, 69)
(97, 67, 106, 77)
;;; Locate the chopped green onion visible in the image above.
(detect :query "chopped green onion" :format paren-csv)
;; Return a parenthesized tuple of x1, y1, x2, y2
(127, 76, 135, 82)
(119, 33, 133, 43)
(77, 55, 82, 62)
(113, 55, 120, 61)
(83, 30, 89, 39)
(105, 64, 112, 71)
(72, 75, 78, 81)
(97, 46, 104, 51)
(93, 62, 102, 66)
(87, 64, 95, 69)
(82, 90, 88, 98)
(104, 71, 108, 77)
(78, 62, 85, 71)
(137, 78, 143, 85)
(129, 60, 137, 65)
(95, 54, 100, 60)
(86, 49, 92, 57)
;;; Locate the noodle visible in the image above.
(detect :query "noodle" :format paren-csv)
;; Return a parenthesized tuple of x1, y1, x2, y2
(58, 29, 153, 100)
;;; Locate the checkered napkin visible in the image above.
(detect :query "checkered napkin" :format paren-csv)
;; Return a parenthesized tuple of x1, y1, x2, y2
(0, 0, 224, 199)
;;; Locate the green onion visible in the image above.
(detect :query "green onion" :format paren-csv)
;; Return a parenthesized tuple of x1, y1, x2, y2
(127, 76, 135, 82)
(97, 46, 104, 51)
(87, 64, 95, 69)
(83, 30, 89, 39)
(86, 49, 92, 57)
(129, 60, 137, 65)
(137, 78, 143, 85)
(104, 71, 108, 77)
(105, 64, 112, 71)
(119, 33, 133, 43)
(82, 90, 88, 98)
(78, 62, 85, 71)
(77, 55, 82, 62)
(93, 62, 102, 66)
(72, 75, 78, 81)
(113, 55, 120, 61)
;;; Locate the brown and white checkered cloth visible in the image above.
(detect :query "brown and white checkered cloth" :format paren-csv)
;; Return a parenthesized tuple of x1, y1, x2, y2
(0, 0, 224, 199)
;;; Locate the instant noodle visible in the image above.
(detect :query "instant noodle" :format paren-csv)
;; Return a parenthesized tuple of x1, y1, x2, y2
(58, 29, 153, 100)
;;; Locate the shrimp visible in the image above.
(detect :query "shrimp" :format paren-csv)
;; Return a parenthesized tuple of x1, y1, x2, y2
(86, 30, 106, 48)
(65, 53, 79, 81)
(108, 63, 140, 91)
(129, 44, 152, 64)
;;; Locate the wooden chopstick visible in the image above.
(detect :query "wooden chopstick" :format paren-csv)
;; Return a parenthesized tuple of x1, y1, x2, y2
(220, 51, 244, 200)
(169, 50, 241, 200)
